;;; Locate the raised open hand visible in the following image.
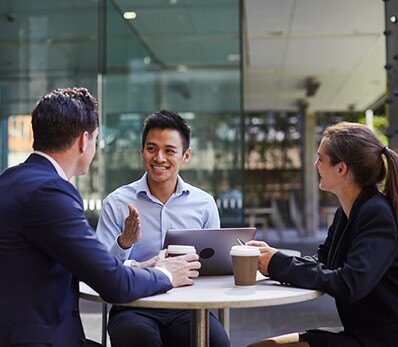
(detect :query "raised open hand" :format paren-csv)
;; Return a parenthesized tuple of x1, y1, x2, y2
(118, 204, 141, 249)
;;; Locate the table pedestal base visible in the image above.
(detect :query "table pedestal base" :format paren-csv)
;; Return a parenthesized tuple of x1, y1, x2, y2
(191, 309, 209, 347)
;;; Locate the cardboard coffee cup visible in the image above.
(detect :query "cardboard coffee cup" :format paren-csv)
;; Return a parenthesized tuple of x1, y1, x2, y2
(167, 245, 196, 257)
(230, 245, 260, 286)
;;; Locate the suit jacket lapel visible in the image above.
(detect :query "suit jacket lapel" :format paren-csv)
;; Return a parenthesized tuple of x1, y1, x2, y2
(327, 210, 348, 268)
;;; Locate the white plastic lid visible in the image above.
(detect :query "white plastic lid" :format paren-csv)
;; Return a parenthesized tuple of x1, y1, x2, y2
(167, 245, 196, 254)
(230, 245, 260, 256)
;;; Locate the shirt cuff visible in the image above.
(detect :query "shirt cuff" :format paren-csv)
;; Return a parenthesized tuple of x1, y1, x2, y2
(123, 259, 139, 268)
(155, 267, 173, 284)
(109, 237, 133, 261)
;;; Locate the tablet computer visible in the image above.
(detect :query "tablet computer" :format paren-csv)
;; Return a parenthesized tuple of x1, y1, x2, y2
(163, 227, 257, 276)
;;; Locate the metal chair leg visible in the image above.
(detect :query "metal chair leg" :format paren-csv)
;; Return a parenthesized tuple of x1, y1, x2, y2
(101, 303, 108, 346)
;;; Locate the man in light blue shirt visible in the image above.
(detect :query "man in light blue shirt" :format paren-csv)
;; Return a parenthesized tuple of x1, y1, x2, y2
(98, 173, 220, 261)
(97, 110, 230, 347)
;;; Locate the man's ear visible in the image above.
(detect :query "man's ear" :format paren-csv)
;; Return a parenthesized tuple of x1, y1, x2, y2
(183, 148, 191, 163)
(79, 131, 89, 153)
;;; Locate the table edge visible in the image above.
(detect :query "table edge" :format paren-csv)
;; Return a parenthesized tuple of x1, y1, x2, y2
(79, 285, 323, 310)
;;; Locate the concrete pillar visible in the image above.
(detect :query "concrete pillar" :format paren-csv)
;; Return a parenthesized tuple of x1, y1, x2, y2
(385, 0, 398, 148)
(300, 105, 319, 237)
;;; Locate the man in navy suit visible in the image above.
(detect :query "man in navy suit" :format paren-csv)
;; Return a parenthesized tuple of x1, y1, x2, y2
(0, 87, 200, 347)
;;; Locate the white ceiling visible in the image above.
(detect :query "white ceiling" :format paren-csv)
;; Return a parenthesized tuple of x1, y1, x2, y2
(244, 0, 386, 112)
(0, 0, 387, 115)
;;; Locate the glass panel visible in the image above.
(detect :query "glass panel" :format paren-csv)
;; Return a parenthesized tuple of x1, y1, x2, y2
(7, 115, 33, 167)
(0, 0, 98, 117)
(244, 111, 302, 233)
(103, 0, 242, 226)
(0, 0, 100, 224)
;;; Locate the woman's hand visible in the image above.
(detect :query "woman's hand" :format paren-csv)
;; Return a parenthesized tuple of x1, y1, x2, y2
(246, 240, 279, 276)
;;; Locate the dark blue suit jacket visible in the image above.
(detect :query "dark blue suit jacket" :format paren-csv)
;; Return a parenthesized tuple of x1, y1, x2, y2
(0, 154, 172, 346)
(269, 186, 398, 346)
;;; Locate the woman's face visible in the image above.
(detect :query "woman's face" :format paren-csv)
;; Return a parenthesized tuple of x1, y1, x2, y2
(314, 139, 340, 193)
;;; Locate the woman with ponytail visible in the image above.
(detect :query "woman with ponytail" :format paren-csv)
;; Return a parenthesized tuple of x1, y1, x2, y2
(247, 122, 398, 347)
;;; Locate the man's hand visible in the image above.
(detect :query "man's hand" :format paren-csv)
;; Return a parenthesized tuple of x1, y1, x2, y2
(137, 253, 160, 268)
(154, 250, 201, 287)
(246, 240, 278, 276)
(118, 204, 141, 249)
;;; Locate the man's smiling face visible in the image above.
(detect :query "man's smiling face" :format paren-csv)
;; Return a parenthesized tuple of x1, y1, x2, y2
(141, 128, 191, 187)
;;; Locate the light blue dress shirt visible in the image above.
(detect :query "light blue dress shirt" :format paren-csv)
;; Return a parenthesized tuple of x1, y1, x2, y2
(96, 173, 220, 262)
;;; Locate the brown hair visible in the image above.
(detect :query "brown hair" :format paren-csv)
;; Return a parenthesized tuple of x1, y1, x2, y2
(322, 122, 398, 221)
(32, 87, 98, 152)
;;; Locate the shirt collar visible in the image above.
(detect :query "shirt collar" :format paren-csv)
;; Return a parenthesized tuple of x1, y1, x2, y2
(175, 175, 190, 195)
(136, 173, 190, 197)
(33, 151, 68, 181)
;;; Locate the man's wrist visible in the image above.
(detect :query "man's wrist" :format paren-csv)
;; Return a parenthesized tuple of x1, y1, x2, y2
(155, 267, 173, 283)
(118, 234, 133, 250)
(123, 260, 173, 284)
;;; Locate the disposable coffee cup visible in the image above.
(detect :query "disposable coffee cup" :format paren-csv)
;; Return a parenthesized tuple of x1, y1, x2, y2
(167, 245, 196, 257)
(230, 245, 260, 287)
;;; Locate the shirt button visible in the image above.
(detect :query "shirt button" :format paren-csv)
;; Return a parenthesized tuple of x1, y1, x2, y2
(73, 308, 80, 316)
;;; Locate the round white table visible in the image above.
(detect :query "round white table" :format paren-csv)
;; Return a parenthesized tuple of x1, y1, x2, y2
(80, 275, 322, 347)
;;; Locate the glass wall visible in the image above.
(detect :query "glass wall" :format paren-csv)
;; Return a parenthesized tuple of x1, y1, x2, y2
(102, 0, 242, 226)
(0, 0, 98, 116)
(0, 0, 101, 224)
(0, 1, 390, 234)
(0, 0, 242, 227)
(244, 111, 302, 232)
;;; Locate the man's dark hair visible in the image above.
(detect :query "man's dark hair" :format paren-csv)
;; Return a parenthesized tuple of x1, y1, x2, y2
(142, 109, 191, 153)
(32, 87, 98, 152)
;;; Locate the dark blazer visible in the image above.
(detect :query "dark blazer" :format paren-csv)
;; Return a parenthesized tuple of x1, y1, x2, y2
(269, 186, 398, 347)
(0, 154, 172, 347)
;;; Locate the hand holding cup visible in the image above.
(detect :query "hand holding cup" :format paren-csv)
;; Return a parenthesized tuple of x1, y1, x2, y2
(155, 247, 201, 287)
(246, 240, 278, 276)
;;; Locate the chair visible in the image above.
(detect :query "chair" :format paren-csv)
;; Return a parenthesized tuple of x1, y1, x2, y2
(101, 303, 108, 346)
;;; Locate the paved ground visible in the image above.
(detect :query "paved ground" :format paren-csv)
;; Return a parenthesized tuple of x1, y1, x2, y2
(80, 228, 342, 346)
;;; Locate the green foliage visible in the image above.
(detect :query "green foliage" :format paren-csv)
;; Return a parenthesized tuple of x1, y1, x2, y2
(356, 115, 389, 146)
